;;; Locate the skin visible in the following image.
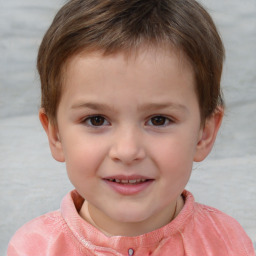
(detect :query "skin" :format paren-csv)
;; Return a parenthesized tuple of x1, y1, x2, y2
(40, 46, 223, 237)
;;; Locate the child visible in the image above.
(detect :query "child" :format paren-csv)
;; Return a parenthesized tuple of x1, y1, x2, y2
(8, 0, 255, 255)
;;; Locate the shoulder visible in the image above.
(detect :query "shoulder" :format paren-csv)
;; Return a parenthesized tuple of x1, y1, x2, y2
(11, 209, 64, 236)
(180, 191, 254, 255)
(7, 210, 67, 255)
(7, 191, 88, 256)
(193, 202, 255, 255)
(182, 191, 250, 239)
(194, 202, 245, 231)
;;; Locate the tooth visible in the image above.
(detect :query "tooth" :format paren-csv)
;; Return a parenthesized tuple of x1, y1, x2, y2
(112, 178, 148, 184)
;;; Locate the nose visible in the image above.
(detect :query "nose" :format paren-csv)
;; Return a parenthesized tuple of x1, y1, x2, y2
(109, 126, 146, 164)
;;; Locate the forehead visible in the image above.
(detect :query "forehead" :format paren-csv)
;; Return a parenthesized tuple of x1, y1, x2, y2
(62, 45, 195, 86)
(58, 46, 197, 113)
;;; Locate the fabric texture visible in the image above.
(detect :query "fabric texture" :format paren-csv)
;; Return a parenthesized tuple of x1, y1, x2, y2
(8, 190, 255, 256)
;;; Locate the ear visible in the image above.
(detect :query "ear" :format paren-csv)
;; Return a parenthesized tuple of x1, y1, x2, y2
(194, 108, 223, 162)
(39, 108, 65, 162)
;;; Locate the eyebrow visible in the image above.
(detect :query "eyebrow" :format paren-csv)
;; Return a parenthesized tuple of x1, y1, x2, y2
(71, 101, 188, 113)
(71, 102, 117, 112)
(138, 102, 189, 113)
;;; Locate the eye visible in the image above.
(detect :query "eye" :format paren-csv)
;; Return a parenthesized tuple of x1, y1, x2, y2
(147, 116, 172, 126)
(83, 115, 110, 126)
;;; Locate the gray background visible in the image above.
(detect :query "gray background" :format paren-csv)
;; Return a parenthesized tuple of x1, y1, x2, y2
(0, 0, 255, 254)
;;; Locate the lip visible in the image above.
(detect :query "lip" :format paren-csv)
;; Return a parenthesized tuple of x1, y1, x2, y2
(103, 175, 154, 195)
(104, 175, 152, 180)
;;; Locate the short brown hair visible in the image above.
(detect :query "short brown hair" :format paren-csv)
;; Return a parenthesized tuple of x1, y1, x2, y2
(37, 0, 225, 124)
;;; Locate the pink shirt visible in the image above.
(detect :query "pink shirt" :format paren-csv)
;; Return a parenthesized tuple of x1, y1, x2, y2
(8, 190, 255, 256)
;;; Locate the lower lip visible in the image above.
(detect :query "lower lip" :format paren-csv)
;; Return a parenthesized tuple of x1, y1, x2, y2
(104, 180, 154, 195)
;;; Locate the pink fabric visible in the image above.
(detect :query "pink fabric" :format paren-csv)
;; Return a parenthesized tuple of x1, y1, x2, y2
(8, 190, 255, 256)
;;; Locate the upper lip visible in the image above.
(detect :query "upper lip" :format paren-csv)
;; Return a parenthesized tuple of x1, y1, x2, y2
(103, 175, 153, 181)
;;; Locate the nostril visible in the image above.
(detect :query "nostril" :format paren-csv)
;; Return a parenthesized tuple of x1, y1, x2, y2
(108, 131, 146, 164)
(109, 147, 145, 164)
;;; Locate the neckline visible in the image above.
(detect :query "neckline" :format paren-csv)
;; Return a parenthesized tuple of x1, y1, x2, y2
(61, 190, 195, 250)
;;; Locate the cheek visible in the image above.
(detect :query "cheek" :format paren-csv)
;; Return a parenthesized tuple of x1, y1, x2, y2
(156, 135, 198, 165)
(153, 133, 198, 183)
(158, 148, 193, 196)
(159, 149, 193, 183)
(62, 137, 108, 178)
(63, 141, 106, 198)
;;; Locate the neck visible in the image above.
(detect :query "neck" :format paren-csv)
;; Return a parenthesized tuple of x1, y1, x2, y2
(79, 196, 184, 237)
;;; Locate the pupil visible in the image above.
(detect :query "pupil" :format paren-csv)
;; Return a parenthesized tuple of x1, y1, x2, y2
(152, 116, 165, 125)
(91, 116, 104, 126)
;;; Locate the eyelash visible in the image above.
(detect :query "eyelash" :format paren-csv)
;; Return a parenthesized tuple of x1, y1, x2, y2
(82, 115, 110, 127)
(146, 115, 173, 127)
(82, 115, 173, 127)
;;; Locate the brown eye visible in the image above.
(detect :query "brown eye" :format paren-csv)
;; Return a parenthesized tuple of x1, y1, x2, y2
(85, 116, 108, 126)
(149, 116, 170, 126)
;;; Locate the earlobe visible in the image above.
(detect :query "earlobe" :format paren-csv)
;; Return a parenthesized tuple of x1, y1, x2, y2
(39, 108, 65, 162)
(194, 108, 223, 162)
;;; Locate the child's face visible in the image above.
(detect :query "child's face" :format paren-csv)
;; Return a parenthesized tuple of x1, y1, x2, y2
(46, 47, 213, 235)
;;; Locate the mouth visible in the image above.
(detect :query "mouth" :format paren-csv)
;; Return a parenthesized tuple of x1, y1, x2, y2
(106, 178, 150, 184)
(103, 176, 154, 195)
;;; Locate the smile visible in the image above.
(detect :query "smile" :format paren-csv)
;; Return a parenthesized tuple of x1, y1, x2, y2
(107, 179, 148, 184)
(103, 176, 154, 195)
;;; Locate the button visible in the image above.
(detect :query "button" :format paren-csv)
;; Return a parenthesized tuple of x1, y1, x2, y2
(128, 248, 134, 256)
